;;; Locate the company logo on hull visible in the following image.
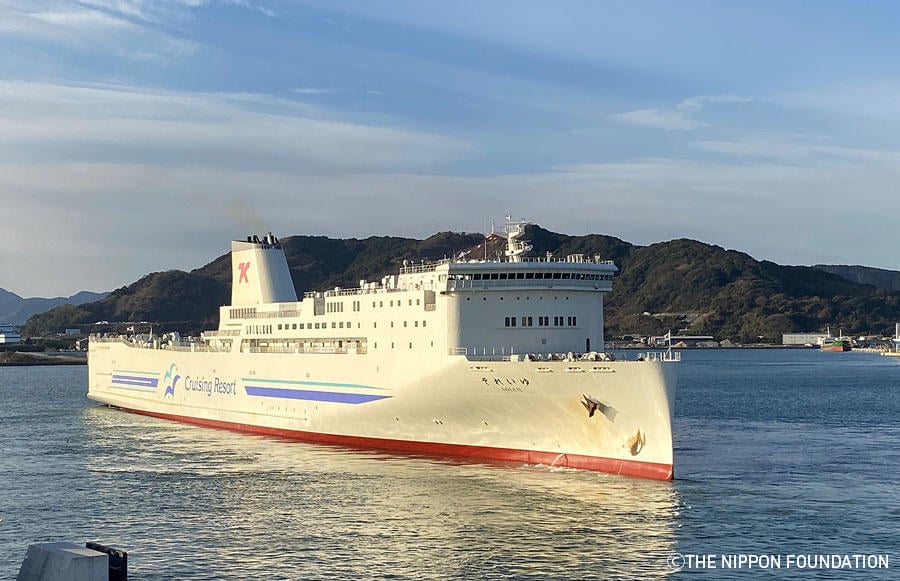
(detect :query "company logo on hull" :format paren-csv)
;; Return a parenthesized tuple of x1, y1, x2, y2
(163, 363, 180, 399)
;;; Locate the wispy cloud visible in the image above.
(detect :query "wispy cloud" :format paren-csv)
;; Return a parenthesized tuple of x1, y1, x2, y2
(0, 80, 473, 172)
(292, 87, 332, 95)
(614, 95, 752, 131)
(694, 139, 900, 163)
(0, 1, 197, 59)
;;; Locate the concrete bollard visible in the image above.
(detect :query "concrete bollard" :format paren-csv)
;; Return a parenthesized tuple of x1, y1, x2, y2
(17, 542, 108, 581)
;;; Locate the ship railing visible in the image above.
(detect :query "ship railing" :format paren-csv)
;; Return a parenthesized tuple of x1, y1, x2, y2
(400, 261, 449, 274)
(89, 336, 231, 353)
(242, 345, 368, 355)
(447, 279, 612, 291)
(302, 287, 410, 299)
(456, 256, 616, 265)
(449, 347, 681, 362)
(635, 351, 681, 362)
(202, 330, 241, 337)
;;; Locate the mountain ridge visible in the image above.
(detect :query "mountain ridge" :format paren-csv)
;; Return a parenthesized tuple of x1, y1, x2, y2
(0, 288, 108, 326)
(22, 226, 900, 341)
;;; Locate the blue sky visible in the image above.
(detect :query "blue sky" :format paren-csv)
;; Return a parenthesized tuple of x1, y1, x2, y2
(3, 0, 900, 297)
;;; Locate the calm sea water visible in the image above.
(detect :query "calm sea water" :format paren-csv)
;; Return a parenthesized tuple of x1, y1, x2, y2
(1, 349, 897, 580)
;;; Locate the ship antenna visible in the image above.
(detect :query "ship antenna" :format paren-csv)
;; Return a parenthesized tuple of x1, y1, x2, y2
(503, 215, 532, 263)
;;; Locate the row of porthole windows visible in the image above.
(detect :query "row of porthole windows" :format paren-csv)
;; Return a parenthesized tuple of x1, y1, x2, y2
(469, 272, 610, 281)
(467, 296, 569, 301)
(379, 321, 427, 328)
(246, 324, 273, 334)
(373, 341, 436, 349)
(270, 320, 429, 332)
(372, 299, 422, 308)
(274, 322, 355, 331)
(503, 316, 576, 327)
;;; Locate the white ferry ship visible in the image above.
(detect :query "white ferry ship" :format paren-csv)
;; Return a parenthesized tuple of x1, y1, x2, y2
(88, 219, 679, 480)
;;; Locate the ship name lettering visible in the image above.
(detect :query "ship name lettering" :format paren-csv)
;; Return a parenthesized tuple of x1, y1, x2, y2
(185, 375, 237, 397)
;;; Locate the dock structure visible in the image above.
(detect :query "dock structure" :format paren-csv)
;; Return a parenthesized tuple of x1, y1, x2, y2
(17, 542, 107, 581)
(17, 541, 127, 581)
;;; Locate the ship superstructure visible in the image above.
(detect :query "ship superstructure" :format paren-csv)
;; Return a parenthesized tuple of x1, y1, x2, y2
(89, 219, 679, 480)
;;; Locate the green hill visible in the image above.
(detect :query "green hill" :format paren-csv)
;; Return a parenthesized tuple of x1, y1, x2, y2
(24, 226, 900, 342)
(812, 264, 900, 292)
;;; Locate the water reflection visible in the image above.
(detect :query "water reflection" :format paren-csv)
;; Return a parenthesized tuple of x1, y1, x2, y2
(82, 406, 680, 580)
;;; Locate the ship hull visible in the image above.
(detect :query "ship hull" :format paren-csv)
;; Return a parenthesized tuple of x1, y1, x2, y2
(89, 341, 676, 480)
(820, 342, 851, 352)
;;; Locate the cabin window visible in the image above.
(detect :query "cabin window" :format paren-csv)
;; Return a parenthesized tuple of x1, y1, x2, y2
(415, 321, 419, 327)
(562, 273, 571, 279)
(403, 321, 408, 327)
(525, 273, 534, 279)
(499, 273, 508, 280)
(516, 273, 525, 279)
(473, 274, 482, 280)
(490, 273, 499, 280)
(299, 324, 304, 329)
(423, 321, 427, 327)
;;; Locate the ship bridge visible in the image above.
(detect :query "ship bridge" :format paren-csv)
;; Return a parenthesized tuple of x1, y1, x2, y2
(444, 254, 616, 292)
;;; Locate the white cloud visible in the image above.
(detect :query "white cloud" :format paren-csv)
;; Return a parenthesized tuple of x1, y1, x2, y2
(5, 147, 900, 297)
(614, 94, 752, 131)
(693, 139, 900, 163)
(293, 87, 332, 95)
(0, 1, 198, 59)
(613, 108, 701, 130)
(28, 9, 135, 29)
(0, 81, 472, 173)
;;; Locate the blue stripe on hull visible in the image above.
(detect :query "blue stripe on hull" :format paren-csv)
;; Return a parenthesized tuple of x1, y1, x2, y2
(112, 375, 159, 387)
(244, 386, 389, 404)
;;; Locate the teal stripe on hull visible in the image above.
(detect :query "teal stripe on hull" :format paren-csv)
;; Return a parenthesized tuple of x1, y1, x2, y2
(240, 377, 386, 391)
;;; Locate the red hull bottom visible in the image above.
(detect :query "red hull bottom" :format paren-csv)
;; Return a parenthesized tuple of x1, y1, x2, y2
(122, 407, 674, 481)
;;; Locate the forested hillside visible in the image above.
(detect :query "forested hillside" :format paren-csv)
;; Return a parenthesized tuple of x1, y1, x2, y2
(25, 226, 900, 342)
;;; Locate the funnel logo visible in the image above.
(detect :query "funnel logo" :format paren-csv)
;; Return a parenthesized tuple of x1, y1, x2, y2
(238, 262, 251, 283)
(163, 363, 181, 399)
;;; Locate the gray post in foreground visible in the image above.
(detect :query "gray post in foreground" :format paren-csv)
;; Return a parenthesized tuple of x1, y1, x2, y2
(17, 542, 108, 581)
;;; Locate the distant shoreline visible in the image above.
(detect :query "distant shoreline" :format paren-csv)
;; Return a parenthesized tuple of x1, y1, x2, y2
(0, 352, 86, 366)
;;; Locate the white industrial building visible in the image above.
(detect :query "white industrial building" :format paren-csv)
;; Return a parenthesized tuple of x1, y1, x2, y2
(782, 333, 827, 346)
(0, 324, 21, 344)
